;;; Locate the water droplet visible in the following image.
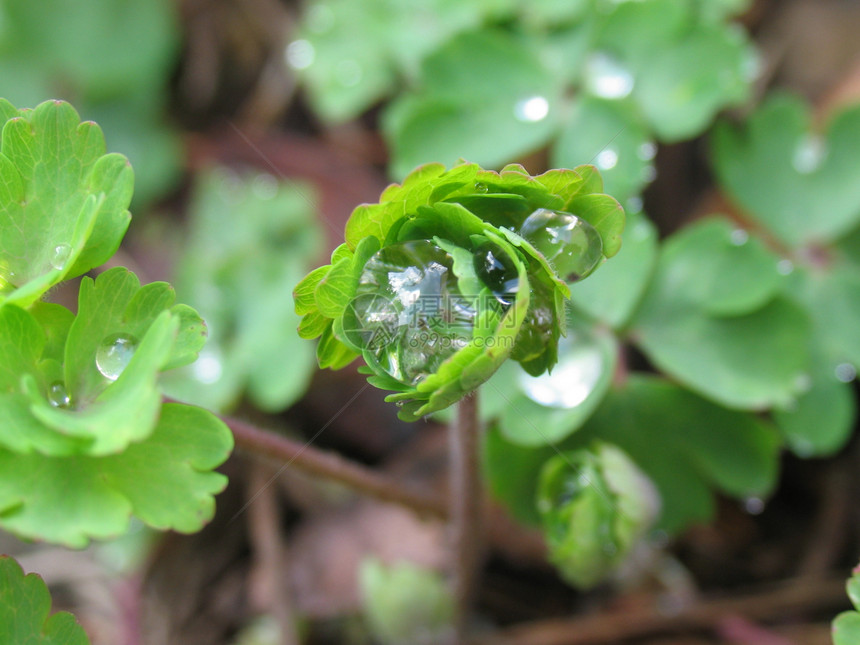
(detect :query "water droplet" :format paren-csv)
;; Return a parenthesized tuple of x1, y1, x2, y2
(473, 241, 520, 303)
(626, 196, 643, 213)
(584, 53, 634, 100)
(51, 243, 71, 271)
(47, 381, 70, 408)
(730, 229, 749, 246)
(792, 135, 826, 174)
(794, 372, 812, 393)
(474, 182, 489, 193)
(637, 142, 657, 161)
(252, 173, 278, 200)
(776, 259, 794, 275)
(595, 148, 618, 171)
(514, 95, 549, 123)
(343, 241, 477, 385)
(835, 363, 856, 383)
(335, 59, 362, 87)
(96, 333, 138, 381)
(285, 39, 315, 70)
(519, 209, 603, 281)
(192, 348, 223, 384)
(519, 333, 604, 408)
(743, 496, 765, 515)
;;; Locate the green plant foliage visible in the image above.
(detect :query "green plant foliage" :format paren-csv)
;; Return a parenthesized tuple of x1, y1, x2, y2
(0, 556, 90, 645)
(631, 217, 810, 409)
(712, 95, 860, 456)
(294, 0, 753, 196)
(0, 99, 232, 547)
(163, 168, 324, 412)
(537, 441, 657, 589)
(359, 558, 454, 645)
(0, 99, 133, 307)
(0, 0, 181, 205)
(713, 94, 860, 247)
(486, 375, 780, 533)
(833, 566, 860, 645)
(294, 161, 624, 420)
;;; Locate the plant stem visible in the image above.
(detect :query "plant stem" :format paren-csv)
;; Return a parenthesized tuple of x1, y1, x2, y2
(449, 392, 484, 642)
(224, 411, 447, 518)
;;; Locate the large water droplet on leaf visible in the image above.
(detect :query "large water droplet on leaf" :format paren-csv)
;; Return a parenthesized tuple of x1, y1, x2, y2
(96, 333, 138, 381)
(343, 241, 476, 385)
(473, 241, 520, 304)
(519, 332, 604, 408)
(519, 209, 603, 281)
(48, 381, 71, 408)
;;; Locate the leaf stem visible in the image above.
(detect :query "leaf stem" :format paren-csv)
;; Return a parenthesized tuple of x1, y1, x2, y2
(223, 410, 447, 518)
(449, 392, 484, 642)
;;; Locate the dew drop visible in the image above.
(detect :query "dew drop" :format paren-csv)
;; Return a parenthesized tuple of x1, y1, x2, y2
(474, 182, 489, 193)
(342, 241, 476, 385)
(47, 381, 70, 408)
(51, 243, 72, 271)
(730, 228, 749, 246)
(595, 148, 618, 171)
(835, 363, 857, 383)
(285, 39, 315, 70)
(519, 208, 603, 282)
(96, 333, 138, 381)
(743, 496, 765, 515)
(335, 59, 362, 87)
(519, 334, 604, 408)
(473, 241, 520, 303)
(792, 135, 826, 174)
(776, 259, 794, 275)
(192, 348, 224, 384)
(251, 173, 278, 200)
(514, 95, 549, 123)
(584, 53, 634, 100)
(637, 142, 657, 161)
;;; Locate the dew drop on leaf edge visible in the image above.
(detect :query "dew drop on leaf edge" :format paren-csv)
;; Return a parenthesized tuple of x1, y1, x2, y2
(96, 333, 139, 381)
(519, 208, 603, 282)
(47, 381, 71, 408)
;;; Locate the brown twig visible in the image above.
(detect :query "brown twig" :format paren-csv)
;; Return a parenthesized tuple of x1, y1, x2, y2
(469, 574, 849, 645)
(449, 393, 485, 642)
(246, 462, 301, 645)
(224, 411, 448, 518)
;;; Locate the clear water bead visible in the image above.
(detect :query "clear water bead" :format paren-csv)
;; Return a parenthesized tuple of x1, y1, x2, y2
(584, 53, 634, 100)
(51, 244, 72, 271)
(343, 241, 476, 385)
(47, 381, 71, 408)
(519, 333, 604, 408)
(519, 209, 603, 281)
(96, 333, 139, 381)
(473, 241, 520, 304)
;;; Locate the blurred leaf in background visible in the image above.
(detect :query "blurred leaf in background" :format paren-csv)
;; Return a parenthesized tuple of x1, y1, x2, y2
(163, 168, 324, 413)
(0, 0, 182, 206)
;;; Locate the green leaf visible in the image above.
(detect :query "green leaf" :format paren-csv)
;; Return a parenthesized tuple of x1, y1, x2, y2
(0, 556, 90, 645)
(0, 99, 133, 306)
(163, 168, 324, 413)
(591, 0, 754, 142)
(632, 218, 809, 409)
(571, 376, 781, 532)
(384, 30, 564, 179)
(834, 611, 860, 645)
(552, 97, 654, 204)
(0, 403, 232, 547)
(499, 320, 618, 446)
(537, 441, 657, 588)
(568, 210, 658, 328)
(293, 0, 489, 122)
(359, 558, 454, 645)
(712, 94, 860, 246)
